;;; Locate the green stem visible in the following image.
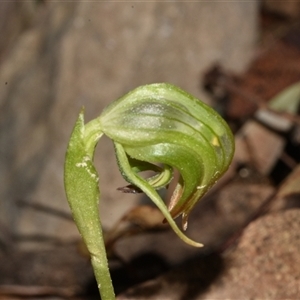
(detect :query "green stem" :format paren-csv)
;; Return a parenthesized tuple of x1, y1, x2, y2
(88, 223, 115, 300)
(83, 122, 115, 299)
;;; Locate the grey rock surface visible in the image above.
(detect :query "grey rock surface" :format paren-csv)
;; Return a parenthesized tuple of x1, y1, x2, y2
(200, 209, 300, 299)
(0, 2, 259, 246)
(117, 209, 300, 299)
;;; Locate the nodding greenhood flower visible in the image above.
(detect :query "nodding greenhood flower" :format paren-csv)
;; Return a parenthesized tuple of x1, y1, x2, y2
(65, 83, 234, 249)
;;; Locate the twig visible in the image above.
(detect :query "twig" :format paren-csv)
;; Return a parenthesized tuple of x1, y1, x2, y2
(17, 199, 73, 221)
(0, 284, 77, 298)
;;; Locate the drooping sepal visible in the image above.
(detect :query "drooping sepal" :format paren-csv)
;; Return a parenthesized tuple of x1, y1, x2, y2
(114, 142, 204, 247)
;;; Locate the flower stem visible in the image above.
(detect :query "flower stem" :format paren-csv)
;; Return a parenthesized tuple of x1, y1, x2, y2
(89, 224, 115, 300)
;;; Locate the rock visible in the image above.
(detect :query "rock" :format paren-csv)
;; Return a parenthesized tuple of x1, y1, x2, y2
(0, 2, 259, 246)
(200, 209, 300, 299)
(117, 209, 300, 299)
(0, 1, 37, 62)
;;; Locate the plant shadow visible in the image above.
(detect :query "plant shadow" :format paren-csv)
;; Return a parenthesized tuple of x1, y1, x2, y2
(95, 251, 225, 300)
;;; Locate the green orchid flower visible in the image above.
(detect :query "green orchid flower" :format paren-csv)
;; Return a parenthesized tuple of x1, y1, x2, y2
(98, 83, 234, 229)
(64, 83, 234, 299)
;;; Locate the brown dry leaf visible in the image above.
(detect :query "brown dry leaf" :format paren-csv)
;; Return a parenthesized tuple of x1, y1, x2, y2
(276, 164, 300, 198)
(104, 205, 168, 255)
(270, 164, 300, 211)
(235, 120, 285, 175)
(121, 205, 166, 230)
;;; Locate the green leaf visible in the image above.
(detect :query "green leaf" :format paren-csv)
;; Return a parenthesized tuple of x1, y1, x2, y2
(64, 109, 102, 248)
(64, 109, 114, 300)
(268, 82, 300, 114)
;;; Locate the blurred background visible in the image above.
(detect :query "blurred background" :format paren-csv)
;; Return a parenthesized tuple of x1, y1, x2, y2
(1, 1, 300, 299)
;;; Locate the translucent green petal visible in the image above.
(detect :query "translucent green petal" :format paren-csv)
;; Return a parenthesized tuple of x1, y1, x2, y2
(99, 83, 234, 228)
